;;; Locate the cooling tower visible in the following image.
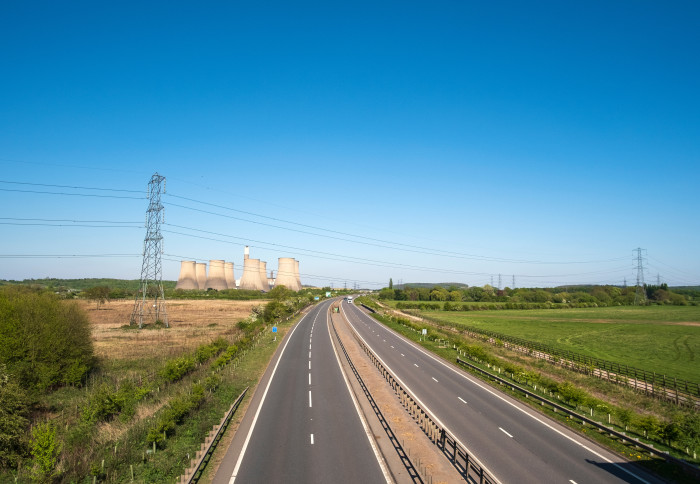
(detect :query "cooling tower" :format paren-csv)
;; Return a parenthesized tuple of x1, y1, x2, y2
(175, 261, 198, 290)
(239, 258, 264, 291)
(225, 262, 236, 289)
(205, 259, 228, 290)
(295, 259, 301, 289)
(276, 257, 301, 291)
(258, 261, 270, 292)
(196, 263, 207, 289)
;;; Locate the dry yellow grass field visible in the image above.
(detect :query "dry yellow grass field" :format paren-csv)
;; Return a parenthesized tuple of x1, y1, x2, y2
(77, 299, 264, 361)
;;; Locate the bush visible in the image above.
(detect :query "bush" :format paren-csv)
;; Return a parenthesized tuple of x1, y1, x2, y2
(0, 364, 29, 468)
(29, 422, 61, 483)
(159, 356, 195, 383)
(0, 286, 95, 390)
(148, 384, 206, 447)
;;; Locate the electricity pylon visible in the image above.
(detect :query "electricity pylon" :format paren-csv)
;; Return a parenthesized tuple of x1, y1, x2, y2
(130, 173, 168, 328)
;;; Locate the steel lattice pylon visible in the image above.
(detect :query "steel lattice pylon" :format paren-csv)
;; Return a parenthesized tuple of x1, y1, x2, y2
(130, 173, 169, 328)
(633, 247, 647, 306)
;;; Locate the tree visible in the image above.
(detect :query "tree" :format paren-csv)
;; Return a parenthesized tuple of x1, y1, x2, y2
(0, 286, 95, 390)
(83, 285, 111, 309)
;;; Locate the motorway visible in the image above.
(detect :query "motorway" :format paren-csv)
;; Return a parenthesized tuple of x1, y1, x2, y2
(212, 300, 390, 484)
(342, 301, 664, 484)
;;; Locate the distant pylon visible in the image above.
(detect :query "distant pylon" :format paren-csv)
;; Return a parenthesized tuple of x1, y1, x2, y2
(633, 247, 647, 305)
(130, 173, 168, 328)
(498, 274, 502, 290)
(512, 275, 515, 289)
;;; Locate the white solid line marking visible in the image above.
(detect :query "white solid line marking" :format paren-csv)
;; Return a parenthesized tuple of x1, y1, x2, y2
(432, 377, 439, 382)
(310, 434, 314, 445)
(414, 363, 419, 367)
(309, 390, 312, 407)
(458, 397, 467, 404)
(499, 427, 513, 438)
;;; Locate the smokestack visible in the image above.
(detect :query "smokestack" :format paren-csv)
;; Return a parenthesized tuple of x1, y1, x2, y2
(239, 258, 263, 290)
(295, 259, 301, 289)
(276, 257, 301, 291)
(225, 262, 236, 289)
(206, 260, 228, 290)
(196, 263, 207, 289)
(244, 245, 250, 260)
(258, 260, 270, 292)
(175, 261, 198, 290)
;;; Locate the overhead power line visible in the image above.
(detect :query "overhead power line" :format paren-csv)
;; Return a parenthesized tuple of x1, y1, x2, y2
(0, 179, 143, 193)
(162, 223, 633, 279)
(164, 194, 628, 265)
(0, 187, 145, 199)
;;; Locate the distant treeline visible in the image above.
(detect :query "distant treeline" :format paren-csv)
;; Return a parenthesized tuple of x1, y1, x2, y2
(379, 283, 698, 306)
(0, 279, 343, 302)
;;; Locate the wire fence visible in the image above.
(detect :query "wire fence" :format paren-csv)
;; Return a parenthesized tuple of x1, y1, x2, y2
(417, 313, 700, 408)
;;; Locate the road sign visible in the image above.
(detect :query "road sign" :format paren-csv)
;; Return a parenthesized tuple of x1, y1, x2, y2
(314, 296, 320, 300)
(325, 291, 331, 297)
(422, 329, 427, 335)
(272, 327, 277, 333)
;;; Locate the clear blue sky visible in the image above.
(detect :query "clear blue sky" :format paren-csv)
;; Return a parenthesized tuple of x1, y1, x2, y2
(1, 1, 698, 288)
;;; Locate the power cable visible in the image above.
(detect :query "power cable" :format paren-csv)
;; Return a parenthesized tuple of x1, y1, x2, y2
(164, 195, 629, 265)
(162, 224, 634, 279)
(0, 188, 145, 199)
(0, 179, 143, 193)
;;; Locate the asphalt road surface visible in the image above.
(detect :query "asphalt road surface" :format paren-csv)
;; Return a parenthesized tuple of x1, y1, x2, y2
(213, 300, 390, 484)
(342, 301, 664, 484)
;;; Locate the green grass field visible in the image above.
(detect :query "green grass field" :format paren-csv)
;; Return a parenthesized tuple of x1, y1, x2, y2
(389, 304, 700, 382)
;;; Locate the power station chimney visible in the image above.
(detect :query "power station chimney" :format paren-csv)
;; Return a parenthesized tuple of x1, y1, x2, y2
(276, 257, 301, 291)
(195, 263, 207, 289)
(258, 260, 270, 292)
(239, 258, 263, 290)
(206, 260, 228, 290)
(175, 261, 198, 290)
(225, 262, 236, 289)
(244, 245, 250, 260)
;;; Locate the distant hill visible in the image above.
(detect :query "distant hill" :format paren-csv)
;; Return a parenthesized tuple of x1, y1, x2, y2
(0, 278, 177, 291)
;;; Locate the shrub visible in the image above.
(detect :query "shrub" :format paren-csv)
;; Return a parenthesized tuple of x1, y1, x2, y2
(29, 422, 61, 483)
(159, 356, 195, 383)
(0, 286, 95, 390)
(0, 364, 29, 467)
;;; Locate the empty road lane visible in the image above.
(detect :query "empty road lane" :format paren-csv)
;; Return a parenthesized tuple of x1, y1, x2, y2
(213, 300, 389, 484)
